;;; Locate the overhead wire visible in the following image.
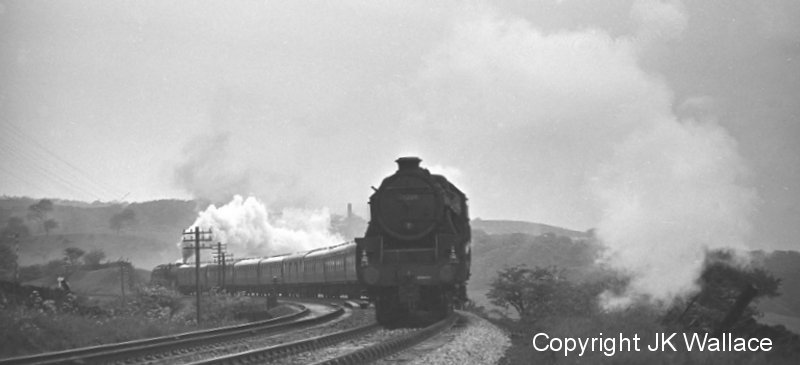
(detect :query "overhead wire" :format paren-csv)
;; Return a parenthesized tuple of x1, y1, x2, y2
(0, 164, 51, 197)
(3, 122, 126, 198)
(0, 141, 103, 200)
(0, 121, 125, 201)
(0, 130, 98, 199)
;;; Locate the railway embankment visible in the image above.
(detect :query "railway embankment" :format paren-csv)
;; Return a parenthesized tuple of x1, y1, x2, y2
(0, 280, 290, 359)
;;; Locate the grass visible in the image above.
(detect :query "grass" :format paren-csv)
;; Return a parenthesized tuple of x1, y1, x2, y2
(0, 285, 274, 359)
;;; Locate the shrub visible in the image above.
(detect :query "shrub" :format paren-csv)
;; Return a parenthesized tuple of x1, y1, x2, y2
(0, 284, 271, 358)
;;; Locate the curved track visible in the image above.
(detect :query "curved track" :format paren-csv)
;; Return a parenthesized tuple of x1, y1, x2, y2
(0, 301, 342, 365)
(192, 312, 460, 365)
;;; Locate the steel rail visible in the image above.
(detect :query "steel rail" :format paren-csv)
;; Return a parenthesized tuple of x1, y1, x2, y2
(187, 322, 381, 365)
(191, 313, 458, 365)
(0, 302, 343, 365)
(312, 312, 459, 365)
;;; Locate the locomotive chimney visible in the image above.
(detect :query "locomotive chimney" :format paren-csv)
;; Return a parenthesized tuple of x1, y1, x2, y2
(347, 203, 353, 218)
(396, 156, 422, 171)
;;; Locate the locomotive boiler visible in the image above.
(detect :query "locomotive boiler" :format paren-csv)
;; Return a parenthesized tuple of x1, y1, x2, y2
(356, 157, 471, 326)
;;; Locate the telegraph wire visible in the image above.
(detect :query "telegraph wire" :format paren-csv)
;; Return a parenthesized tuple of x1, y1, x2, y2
(0, 122, 120, 198)
(0, 145, 102, 201)
(0, 135, 102, 200)
(0, 164, 51, 197)
(0, 132, 106, 200)
(0, 142, 103, 200)
(4, 122, 126, 198)
(0, 121, 126, 200)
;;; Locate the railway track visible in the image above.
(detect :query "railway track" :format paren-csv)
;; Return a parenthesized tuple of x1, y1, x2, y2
(192, 312, 460, 365)
(0, 301, 343, 365)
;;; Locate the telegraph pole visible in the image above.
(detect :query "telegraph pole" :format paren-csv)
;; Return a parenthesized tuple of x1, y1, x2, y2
(216, 242, 224, 287)
(118, 259, 131, 303)
(182, 227, 213, 325)
(212, 242, 232, 291)
(119, 260, 125, 302)
(13, 234, 20, 283)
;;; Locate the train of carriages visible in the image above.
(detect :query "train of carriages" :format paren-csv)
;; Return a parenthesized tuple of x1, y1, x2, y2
(151, 241, 362, 299)
(152, 157, 471, 326)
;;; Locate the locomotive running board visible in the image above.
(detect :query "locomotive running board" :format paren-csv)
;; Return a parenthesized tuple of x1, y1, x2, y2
(356, 234, 459, 264)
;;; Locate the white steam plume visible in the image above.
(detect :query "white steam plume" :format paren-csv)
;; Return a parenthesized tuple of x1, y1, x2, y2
(173, 131, 252, 203)
(179, 195, 342, 261)
(415, 2, 756, 308)
(593, 119, 756, 308)
(592, 0, 757, 308)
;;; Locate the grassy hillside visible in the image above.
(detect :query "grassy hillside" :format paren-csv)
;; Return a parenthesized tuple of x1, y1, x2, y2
(467, 229, 603, 310)
(1, 198, 198, 271)
(17, 233, 178, 273)
(471, 218, 589, 239)
(2, 197, 369, 272)
(24, 267, 150, 296)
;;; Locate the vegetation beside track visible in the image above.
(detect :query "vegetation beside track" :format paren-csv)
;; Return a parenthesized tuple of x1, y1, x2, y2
(0, 283, 277, 359)
(466, 252, 800, 365)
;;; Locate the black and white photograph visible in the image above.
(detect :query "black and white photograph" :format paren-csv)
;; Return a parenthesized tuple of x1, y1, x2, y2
(1, 1, 798, 363)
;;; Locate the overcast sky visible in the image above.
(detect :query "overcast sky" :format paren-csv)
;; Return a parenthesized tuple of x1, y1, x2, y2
(1, 0, 798, 252)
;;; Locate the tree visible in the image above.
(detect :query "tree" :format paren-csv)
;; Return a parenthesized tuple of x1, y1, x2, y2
(27, 199, 54, 233)
(42, 259, 68, 278)
(665, 249, 781, 333)
(487, 264, 567, 320)
(83, 249, 106, 269)
(1, 217, 30, 243)
(487, 264, 604, 322)
(43, 219, 59, 235)
(487, 264, 535, 318)
(64, 247, 86, 267)
(109, 208, 136, 234)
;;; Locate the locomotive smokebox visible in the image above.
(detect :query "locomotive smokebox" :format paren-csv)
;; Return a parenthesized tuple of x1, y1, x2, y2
(396, 156, 422, 171)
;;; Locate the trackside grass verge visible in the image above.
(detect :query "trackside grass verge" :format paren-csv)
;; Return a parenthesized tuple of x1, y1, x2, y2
(0, 284, 275, 359)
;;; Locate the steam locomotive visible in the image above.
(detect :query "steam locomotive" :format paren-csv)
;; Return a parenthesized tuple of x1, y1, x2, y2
(357, 157, 470, 325)
(151, 157, 470, 326)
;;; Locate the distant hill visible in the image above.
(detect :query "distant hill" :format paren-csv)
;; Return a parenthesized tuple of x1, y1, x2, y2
(466, 229, 603, 311)
(470, 218, 589, 239)
(1, 198, 199, 270)
(16, 232, 184, 272)
(2, 197, 369, 271)
(466, 219, 596, 311)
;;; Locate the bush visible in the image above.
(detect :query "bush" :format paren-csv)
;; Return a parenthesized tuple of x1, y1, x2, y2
(0, 284, 269, 358)
(482, 261, 800, 365)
